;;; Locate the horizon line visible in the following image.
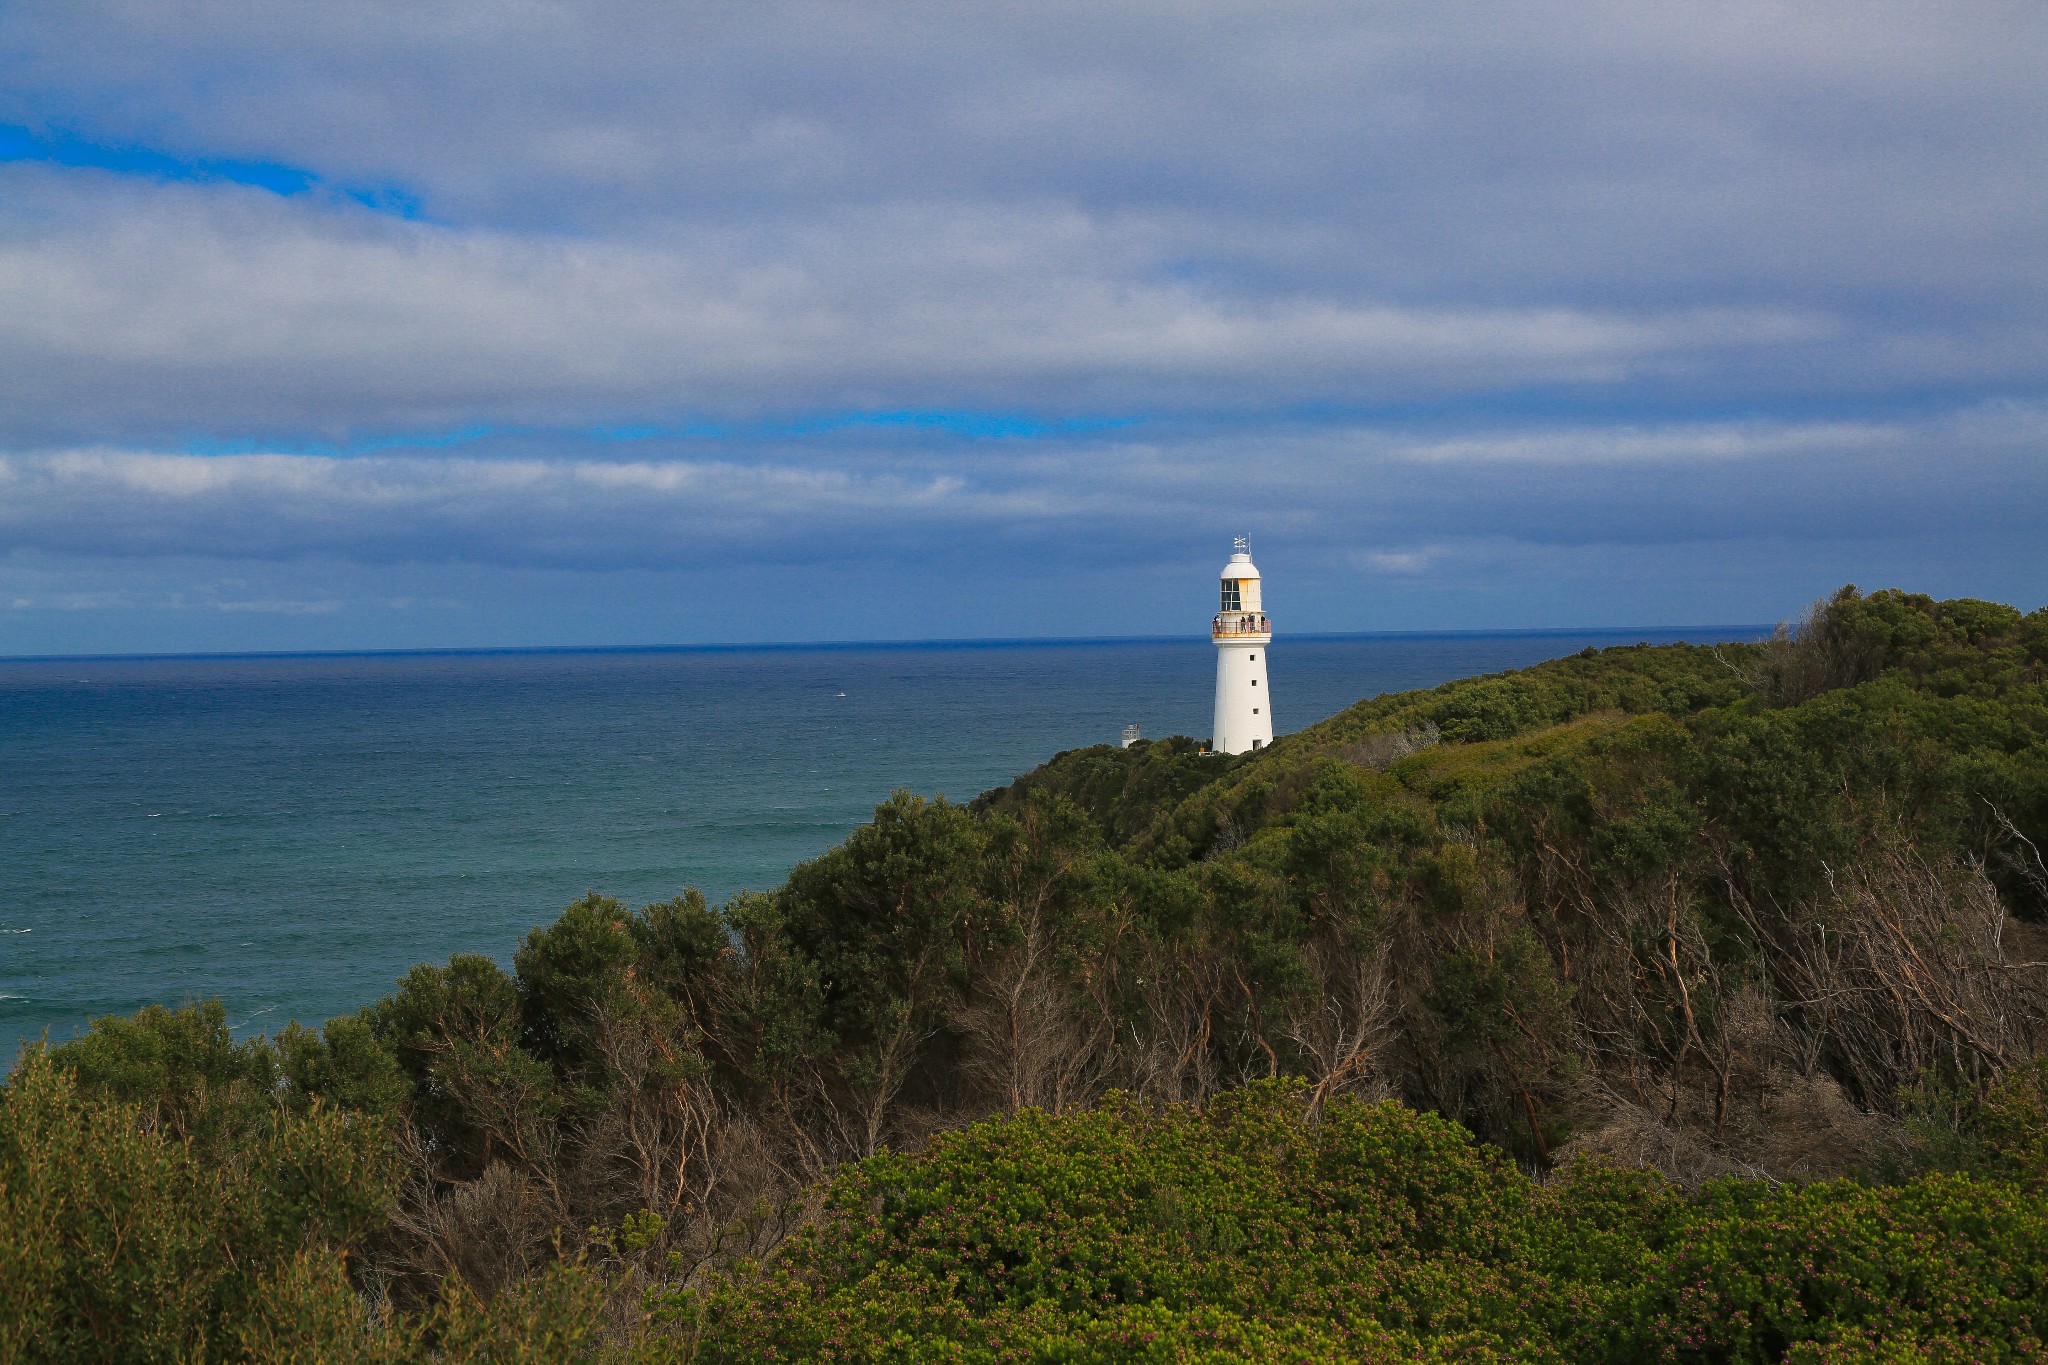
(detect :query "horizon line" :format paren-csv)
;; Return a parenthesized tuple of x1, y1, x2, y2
(0, 623, 1776, 666)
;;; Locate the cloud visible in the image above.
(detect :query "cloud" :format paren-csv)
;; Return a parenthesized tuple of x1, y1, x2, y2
(7, 590, 134, 612)
(4, 405, 2042, 583)
(0, 3, 2042, 647)
(0, 446, 1047, 569)
(213, 598, 343, 614)
(1357, 548, 1444, 576)
(0, 2, 2041, 448)
(1397, 422, 1897, 466)
(0, 175, 1845, 446)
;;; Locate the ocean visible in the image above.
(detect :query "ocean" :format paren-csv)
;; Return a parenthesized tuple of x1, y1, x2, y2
(1, 629, 1751, 1052)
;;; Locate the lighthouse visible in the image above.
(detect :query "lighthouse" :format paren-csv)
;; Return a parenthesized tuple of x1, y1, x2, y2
(1211, 537, 1273, 754)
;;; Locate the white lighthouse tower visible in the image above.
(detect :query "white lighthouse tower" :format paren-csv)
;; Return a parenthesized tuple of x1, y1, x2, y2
(1211, 537, 1273, 755)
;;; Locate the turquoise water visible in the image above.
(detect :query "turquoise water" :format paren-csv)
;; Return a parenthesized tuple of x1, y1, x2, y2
(0, 630, 1747, 1050)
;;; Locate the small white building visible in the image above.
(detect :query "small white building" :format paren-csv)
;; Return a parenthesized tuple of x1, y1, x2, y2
(1211, 538, 1273, 754)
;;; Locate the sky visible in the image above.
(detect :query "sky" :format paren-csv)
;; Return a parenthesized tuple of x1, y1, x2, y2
(2, 2, 2044, 655)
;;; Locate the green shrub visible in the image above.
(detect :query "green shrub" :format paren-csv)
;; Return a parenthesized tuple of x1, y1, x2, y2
(664, 1085, 2048, 1363)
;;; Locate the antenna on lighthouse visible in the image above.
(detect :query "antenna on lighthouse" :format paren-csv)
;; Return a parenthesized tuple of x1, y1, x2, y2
(1233, 534, 1249, 553)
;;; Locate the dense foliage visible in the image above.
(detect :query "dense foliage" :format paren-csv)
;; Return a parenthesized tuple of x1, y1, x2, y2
(674, 1079, 2048, 1362)
(4, 585, 2046, 1359)
(0, 1012, 609, 1362)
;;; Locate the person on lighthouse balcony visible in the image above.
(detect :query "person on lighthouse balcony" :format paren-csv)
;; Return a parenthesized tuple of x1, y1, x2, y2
(1211, 537, 1273, 755)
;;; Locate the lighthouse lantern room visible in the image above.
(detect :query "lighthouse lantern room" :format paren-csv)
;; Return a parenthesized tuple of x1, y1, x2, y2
(1211, 537, 1273, 755)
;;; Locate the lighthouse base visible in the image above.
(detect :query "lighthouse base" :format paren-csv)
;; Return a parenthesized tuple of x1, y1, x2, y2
(1212, 639, 1273, 755)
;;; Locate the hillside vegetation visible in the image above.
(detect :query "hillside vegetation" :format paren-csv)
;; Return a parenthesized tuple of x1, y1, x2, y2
(6, 586, 2048, 1361)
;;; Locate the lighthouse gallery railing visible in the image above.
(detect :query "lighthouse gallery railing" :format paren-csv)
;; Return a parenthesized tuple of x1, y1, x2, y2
(1211, 613, 1271, 638)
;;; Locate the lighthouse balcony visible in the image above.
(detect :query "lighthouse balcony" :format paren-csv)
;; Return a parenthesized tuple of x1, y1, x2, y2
(1212, 612, 1271, 640)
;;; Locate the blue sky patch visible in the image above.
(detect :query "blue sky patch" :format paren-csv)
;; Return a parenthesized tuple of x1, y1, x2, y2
(175, 412, 1136, 459)
(0, 124, 424, 219)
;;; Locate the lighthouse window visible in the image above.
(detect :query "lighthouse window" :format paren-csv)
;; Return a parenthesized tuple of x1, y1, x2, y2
(1253, 707, 1260, 714)
(1220, 580, 1242, 611)
(1248, 654, 1255, 661)
(1251, 678, 1258, 685)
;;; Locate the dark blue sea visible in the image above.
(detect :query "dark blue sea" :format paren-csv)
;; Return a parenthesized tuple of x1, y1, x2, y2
(0, 630, 1752, 1052)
